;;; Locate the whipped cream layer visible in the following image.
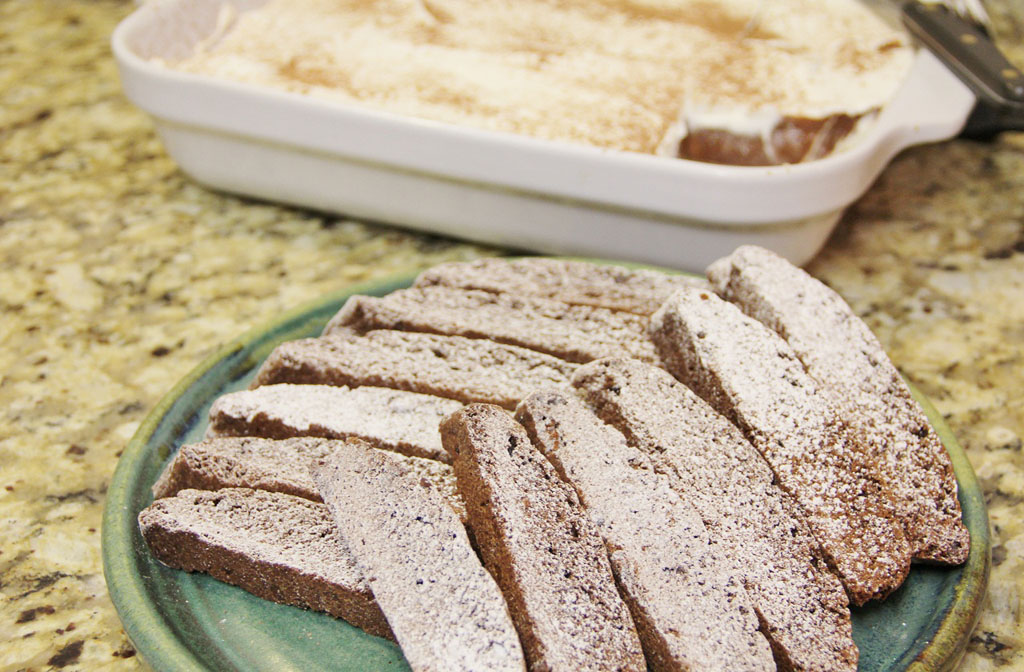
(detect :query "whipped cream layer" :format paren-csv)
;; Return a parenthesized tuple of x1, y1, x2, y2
(159, 0, 914, 160)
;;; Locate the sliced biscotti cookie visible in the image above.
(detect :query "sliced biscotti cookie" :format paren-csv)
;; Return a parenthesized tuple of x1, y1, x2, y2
(324, 286, 659, 364)
(413, 257, 707, 316)
(573, 358, 857, 672)
(650, 288, 912, 604)
(440, 404, 646, 672)
(251, 330, 576, 410)
(205, 384, 462, 463)
(707, 245, 968, 564)
(150, 436, 465, 521)
(138, 487, 392, 639)
(313, 441, 525, 672)
(515, 390, 774, 672)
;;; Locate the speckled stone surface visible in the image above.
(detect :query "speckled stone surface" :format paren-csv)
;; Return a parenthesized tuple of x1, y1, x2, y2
(0, 0, 1021, 669)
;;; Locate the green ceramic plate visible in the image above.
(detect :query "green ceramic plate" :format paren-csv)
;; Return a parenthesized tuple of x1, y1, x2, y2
(102, 268, 990, 672)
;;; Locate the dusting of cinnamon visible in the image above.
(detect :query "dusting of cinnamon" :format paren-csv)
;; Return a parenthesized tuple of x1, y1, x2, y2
(163, 0, 913, 160)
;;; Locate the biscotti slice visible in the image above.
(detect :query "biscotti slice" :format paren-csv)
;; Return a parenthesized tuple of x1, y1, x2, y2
(650, 288, 912, 604)
(150, 436, 465, 521)
(252, 330, 577, 410)
(573, 358, 857, 672)
(313, 441, 525, 672)
(138, 487, 392, 639)
(440, 404, 646, 672)
(515, 390, 774, 672)
(324, 286, 660, 364)
(413, 257, 707, 315)
(205, 383, 462, 463)
(707, 245, 968, 564)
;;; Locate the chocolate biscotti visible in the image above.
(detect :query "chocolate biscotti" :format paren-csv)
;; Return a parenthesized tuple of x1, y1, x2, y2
(650, 288, 912, 604)
(205, 383, 462, 463)
(516, 390, 775, 672)
(413, 257, 707, 315)
(313, 441, 525, 672)
(137, 253, 968, 669)
(441, 404, 646, 672)
(252, 330, 576, 410)
(150, 436, 465, 521)
(707, 245, 968, 564)
(573, 358, 857, 671)
(325, 286, 659, 364)
(138, 487, 392, 639)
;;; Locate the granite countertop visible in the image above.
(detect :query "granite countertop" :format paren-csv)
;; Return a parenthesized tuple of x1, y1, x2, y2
(1, 0, 1022, 669)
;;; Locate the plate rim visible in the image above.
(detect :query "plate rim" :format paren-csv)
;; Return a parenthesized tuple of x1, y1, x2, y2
(101, 272, 417, 671)
(101, 263, 991, 672)
(903, 384, 991, 672)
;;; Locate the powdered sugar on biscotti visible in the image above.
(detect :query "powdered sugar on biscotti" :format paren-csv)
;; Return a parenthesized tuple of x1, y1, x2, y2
(572, 357, 856, 671)
(313, 440, 525, 672)
(707, 245, 968, 564)
(205, 383, 462, 462)
(325, 287, 659, 364)
(516, 390, 774, 672)
(441, 404, 646, 672)
(650, 288, 912, 604)
(252, 329, 577, 410)
(150, 436, 465, 521)
(414, 258, 708, 316)
(138, 487, 392, 639)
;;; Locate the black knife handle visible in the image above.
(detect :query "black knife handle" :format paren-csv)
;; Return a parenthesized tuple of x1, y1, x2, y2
(902, 0, 1024, 108)
(963, 100, 1024, 138)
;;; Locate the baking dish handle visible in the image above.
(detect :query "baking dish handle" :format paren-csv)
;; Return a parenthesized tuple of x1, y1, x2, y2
(868, 48, 977, 162)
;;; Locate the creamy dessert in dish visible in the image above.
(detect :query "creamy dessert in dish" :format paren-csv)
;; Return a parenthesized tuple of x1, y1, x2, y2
(154, 0, 915, 165)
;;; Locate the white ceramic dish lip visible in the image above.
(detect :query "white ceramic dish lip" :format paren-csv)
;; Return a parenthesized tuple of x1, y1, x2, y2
(111, 0, 976, 226)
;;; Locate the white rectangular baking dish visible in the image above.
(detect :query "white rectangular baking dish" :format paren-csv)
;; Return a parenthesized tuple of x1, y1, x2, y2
(111, 0, 976, 271)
